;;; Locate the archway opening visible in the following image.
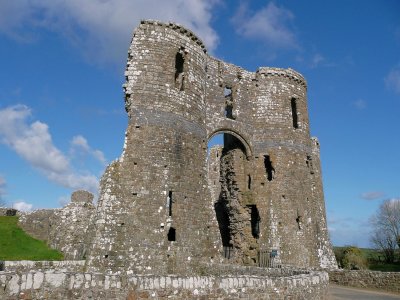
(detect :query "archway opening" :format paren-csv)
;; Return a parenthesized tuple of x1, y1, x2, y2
(207, 132, 258, 263)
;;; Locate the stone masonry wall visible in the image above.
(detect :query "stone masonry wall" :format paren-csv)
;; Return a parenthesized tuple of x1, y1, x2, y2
(86, 19, 337, 272)
(2, 261, 86, 273)
(19, 209, 54, 242)
(218, 147, 259, 265)
(48, 190, 95, 260)
(329, 270, 400, 294)
(0, 208, 17, 216)
(18, 191, 95, 260)
(0, 269, 329, 300)
(87, 20, 220, 274)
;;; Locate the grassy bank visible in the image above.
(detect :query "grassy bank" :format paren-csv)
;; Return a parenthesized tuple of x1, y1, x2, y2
(0, 216, 63, 260)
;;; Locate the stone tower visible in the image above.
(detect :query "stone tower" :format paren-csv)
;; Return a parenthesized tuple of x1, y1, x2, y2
(86, 20, 337, 274)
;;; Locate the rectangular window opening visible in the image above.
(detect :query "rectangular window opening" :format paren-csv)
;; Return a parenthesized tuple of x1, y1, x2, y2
(168, 191, 173, 217)
(175, 49, 185, 91)
(247, 205, 260, 239)
(306, 155, 314, 174)
(263, 155, 275, 181)
(291, 98, 299, 129)
(168, 227, 176, 241)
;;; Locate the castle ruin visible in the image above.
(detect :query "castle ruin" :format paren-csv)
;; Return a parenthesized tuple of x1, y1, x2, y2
(0, 20, 337, 299)
(85, 19, 336, 273)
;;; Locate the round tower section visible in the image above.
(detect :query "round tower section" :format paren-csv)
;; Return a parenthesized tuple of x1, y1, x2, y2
(249, 67, 320, 267)
(124, 20, 207, 124)
(88, 21, 218, 274)
(252, 67, 309, 145)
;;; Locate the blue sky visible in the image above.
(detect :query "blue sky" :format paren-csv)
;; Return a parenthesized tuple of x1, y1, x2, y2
(0, 0, 399, 247)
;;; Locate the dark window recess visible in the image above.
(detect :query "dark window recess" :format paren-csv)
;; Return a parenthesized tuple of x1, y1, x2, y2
(214, 202, 231, 247)
(306, 155, 314, 174)
(247, 175, 252, 190)
(167, 227, 176, 241)
(263, 155, 275, 181)
(291, 98, 299, 129)
(168, 191, 173, 217)
(248, 205, 260, 239)
(175, 50, 185, 91)
(296, 209, 302, 230)
(224, 104, 234, 119)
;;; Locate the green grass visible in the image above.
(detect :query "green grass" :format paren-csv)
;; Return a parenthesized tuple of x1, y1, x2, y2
(0, 216, 63, 260)
(369, 263, 400, 272)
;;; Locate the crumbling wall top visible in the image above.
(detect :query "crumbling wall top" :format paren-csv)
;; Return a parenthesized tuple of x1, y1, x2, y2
(257, 67, 307, 88)
(139, 19, 207, 52)
(71, 190, 94, 203)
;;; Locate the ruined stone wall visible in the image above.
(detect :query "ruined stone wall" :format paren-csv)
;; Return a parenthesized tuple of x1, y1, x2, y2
(87, 20, 220, 274)
(47, 190, 95, 260)
(217, 147, 259, 264)
(329, 270, 400, 294)
(203, 51, 336, 269)
(19, 209, 55, 242)
(85, 19, 336, 273)
(18, 191, 95, 260)
(207, 146, 222, 204)
(0, 207, 17, 216)
(0, 268, 329, 300)
(310, 138, 337, 268)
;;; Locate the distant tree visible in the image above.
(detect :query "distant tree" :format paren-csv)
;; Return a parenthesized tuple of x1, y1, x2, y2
(370, 199, 400, 263)
(341, 246, 368, 270)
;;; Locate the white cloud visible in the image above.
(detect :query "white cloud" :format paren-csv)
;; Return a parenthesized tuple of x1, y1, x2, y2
(385, 68, 400, 94)
(353, 99, 367, 110)
(71, 135, 90, 152)
(311, 53, 325, 68)
(232, 2, 297, 49)
(71, 135, 106, 164)
(0, 104, 100, 194)
(0, 0, 220, 65)
(360, 191, 384, 200)
(13, 201, 33, 212)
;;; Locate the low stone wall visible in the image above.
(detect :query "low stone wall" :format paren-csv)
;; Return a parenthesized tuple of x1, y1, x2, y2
(0, 207, 17, 216)
(2, 260, 86, 272)
(17, 191, 95, 260)
(0, 269, 329, 299)
(329, 270, 400, 294)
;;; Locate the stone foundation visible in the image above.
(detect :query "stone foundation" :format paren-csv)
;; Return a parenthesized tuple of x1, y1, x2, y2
(1, 268, 328, 299)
